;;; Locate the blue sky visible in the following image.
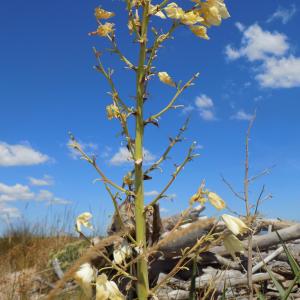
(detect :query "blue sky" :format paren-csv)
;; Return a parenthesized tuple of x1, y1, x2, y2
(1, 0, 300, 234)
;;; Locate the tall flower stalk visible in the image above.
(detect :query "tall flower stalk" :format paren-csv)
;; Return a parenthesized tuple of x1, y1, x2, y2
(69, 1, 231, 299)
(134, 2, 150, 298)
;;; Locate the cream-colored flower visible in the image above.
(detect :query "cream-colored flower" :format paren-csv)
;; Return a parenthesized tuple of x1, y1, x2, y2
(74, 263, 95, 298)
(190, 25, 209, 39)
(164, 2, 185, 19)
(158, 72, 176, 87)
(222, 214, 248, 236)
(223, 233, 244, 260)
(207, 192, 226, 210)
(96, 274, 125, 300)
(76, 212, 93, 232)
(97, 22, 115, 36)
(94, 7, 115, 19)
(201, 0, 230, 26)
(149, 4, 166, 19)
(106, 103, 120, 120)
(128, 18, 140, 34)
(113, 240, 132, 265)
(181, 11, 204, 25)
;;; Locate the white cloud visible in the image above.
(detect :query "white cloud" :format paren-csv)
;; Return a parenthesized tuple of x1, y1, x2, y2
(37, 190, 71, 205)
(256, 56, 300, 88)
(0, 181, 71, 221)
(0, 203, 21, 220)
(194, 94, 216, 121)
(226, 24, 289, 62)
(226, 23, 300, 88)
(109, 147, 156, 166)
(199, 109, 216, 121)
(182, 104, 194, 114)
(235, 22, 245, 32)
(0, 182, 71, 205)
(231, 110, 254, 121)
(195, 95, 214, 109)
(28, 175, 54, 186)
(225, 45, 242, 60)
(145, 190, 159, 197)
(0, 142, 49, 167)
(267, 5, 297, 24)
(68, 140, 98, 160)
(0, 183, 34, 202)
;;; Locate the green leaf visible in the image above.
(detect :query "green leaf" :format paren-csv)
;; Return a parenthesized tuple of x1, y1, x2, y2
(276, 231, 300, 281)
(257, 291, 267, 300)
(283, 273, 300, 300)
(220, 279, 227, 300)
(263, 261, 286, 299)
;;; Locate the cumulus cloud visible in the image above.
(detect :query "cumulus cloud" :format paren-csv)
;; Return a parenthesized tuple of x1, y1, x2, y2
(256, 56, 300, 88)
(182, 104, 194, 114)
(226, 24, 289, 62)
(0, 182, 71, 205)
(231, 110, 254, 121)
(226, 23, 300, 88)
(0, 183, 34, 202)
(195, 94, 214, 109)
(28, 175, 54, 186)
(267, 5, 297, 24)
(0, 142, 49, 167)
(195, 94, 216, 121)
(0, 203, 21, 220)
(37, 190, 71, 205)
(109, 147, 156, 166)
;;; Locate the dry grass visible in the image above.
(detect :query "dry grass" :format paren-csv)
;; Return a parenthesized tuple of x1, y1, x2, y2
(0, 222, 81, 299)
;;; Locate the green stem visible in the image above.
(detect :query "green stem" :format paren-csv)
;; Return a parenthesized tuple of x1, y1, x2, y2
(135, 2, 150, 299)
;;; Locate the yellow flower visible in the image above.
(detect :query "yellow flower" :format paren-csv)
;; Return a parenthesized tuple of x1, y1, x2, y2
(189, 181, 207, 205)
(97, 22, 115, 36)
(74, 263, 95, 298)
(158, 72, 176, 87)
(76, 212, 93, 232)
(222, 214, 248, 236)
(149, 4, 166, 19)
(106, 104, 120, 120)
(131, 0, 142, 6)
(96, 274, 125, 300)
(201, 0, 230, 26)
(94, 7, 115, 19)
(164, 2, 185, 19)
(223, 233, 244, 260)
(207, 192, 226, 210)
(181, 11, 204, 25)
(113, 240, 132, 265)
(190, 25, 209, 40)
(123, 173, 133, 185)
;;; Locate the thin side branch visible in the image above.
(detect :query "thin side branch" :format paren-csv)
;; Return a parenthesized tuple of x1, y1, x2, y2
(147, 73, 199, 121)
(146, 142, 198, 209)
(144, 118, 190, 176)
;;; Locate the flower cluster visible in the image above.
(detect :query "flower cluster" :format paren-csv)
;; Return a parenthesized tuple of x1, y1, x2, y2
(106, 103, 126, 121)
(162, 0, 230, 39)
(90, 1, 229, 40)
(189, 183, 226, 210)
(74, 263, 125, 299)
(221, 214, 249, 259)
